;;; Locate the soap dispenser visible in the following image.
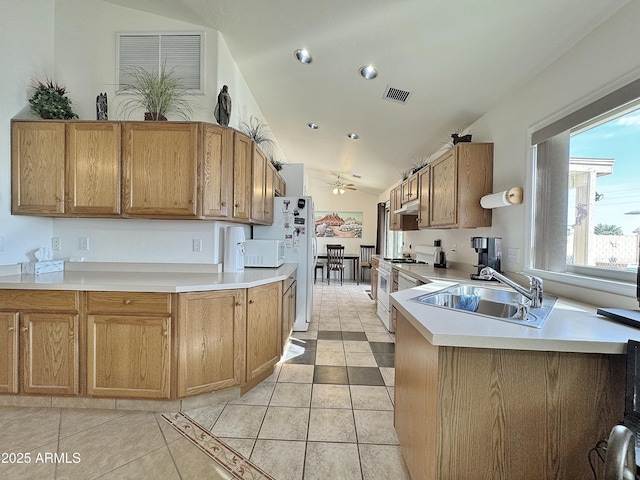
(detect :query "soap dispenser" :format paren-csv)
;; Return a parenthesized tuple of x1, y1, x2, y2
(434, 239, 447, 268)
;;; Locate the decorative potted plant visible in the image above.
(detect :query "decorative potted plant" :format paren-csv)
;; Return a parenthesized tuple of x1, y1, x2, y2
(239, 116, 275, 152)
(28, 79, 79, 119)
(117, 65, 194, 121)
(269, 156, 284, 171)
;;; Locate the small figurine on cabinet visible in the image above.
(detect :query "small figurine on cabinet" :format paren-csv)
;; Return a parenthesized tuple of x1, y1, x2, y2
(214, 85, 231, 126)
(451, 132, 472, 145)
(96, 93, 108, 120)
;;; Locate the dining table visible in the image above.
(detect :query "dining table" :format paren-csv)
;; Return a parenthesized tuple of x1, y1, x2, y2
(316, 253, 360, 285)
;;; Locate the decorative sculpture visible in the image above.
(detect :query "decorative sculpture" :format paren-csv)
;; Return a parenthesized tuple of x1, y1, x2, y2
(96, 92, 108, 120)
(214, 85, 231, 125)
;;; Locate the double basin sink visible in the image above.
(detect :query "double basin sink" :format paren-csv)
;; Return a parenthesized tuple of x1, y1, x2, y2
(409, 283, 557, 328)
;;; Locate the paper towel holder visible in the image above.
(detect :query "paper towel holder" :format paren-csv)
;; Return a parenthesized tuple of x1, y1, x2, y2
(480, 187, 523, 209)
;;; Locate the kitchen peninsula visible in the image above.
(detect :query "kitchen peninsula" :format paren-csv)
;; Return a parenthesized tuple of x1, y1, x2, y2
(390, 265, 640, 480)
(0, 262, 296, 411)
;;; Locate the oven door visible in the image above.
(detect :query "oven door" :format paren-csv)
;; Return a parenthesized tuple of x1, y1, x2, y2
(377, 267, 391, 309)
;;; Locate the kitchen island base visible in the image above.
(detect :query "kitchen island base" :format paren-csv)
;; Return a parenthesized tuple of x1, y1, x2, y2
(394, 311, 625, 480)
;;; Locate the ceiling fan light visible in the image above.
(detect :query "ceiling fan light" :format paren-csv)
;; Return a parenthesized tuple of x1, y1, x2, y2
(332, 187, 339, 195)
(294, 49, 313, 64)
(340, 188, 345, 195)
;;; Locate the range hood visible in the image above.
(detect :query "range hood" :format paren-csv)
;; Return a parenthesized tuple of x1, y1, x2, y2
(394, 200, 419, 215)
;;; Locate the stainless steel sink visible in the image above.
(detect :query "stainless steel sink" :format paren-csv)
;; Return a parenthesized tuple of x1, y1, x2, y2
(408, 284, 557, 328)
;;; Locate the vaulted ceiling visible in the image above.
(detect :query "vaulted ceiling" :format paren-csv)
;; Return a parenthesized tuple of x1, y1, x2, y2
(105, 0, 628, 194)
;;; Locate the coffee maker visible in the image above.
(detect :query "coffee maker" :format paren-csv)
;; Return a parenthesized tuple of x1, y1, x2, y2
(470, 237, 502, 280)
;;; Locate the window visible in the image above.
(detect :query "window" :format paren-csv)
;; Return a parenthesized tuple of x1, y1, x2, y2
(117, 32, 204, 93)
(531, 78, 640, 289)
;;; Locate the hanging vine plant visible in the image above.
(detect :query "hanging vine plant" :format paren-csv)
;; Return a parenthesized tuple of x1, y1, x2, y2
(28, 79, 79, 120)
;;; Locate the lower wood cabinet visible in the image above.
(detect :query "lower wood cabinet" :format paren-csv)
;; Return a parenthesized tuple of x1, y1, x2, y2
(246, 282, 282, 385)
(86, 292, 172, 399)
(0, 290, 79, 395)
(281, 277, 297, 354)
(177, 290, 246, 397)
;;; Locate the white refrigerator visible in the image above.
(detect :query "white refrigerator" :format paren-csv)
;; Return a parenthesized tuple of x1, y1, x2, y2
(252, 196, 316, 331)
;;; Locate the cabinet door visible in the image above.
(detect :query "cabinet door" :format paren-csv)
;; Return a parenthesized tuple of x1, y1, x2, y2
(246, 282, 282, 383)
(21, 313, 79, 395)
(122, 122, 199, 217)
(87, 314, 171, 398)
(281, 281, 297, 353)
(202, 124, 233, 218)
(177, 290, 246, 397)
(430, 149, 457, 227)
(264, 159, 275, 224)
(232, 132, 252, 220)
(66, 122, 121, 215)
(401, 173, 419, 204)
(0, 313, 19, 393)
(251, 144, 266, 223)
(11, 121, 65, 215)
(389, 187, 399, 231)
(417, 166, 430, 228)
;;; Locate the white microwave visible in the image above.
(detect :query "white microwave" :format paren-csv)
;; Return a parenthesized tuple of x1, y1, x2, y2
(244, 239, 285, 267)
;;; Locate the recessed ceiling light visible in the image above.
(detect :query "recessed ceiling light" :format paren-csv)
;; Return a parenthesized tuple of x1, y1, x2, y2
(359, 65, 378, 80)
(347, 133, 359, 140)
(308, 123, 319, 129)
(294, 49, 313, 64)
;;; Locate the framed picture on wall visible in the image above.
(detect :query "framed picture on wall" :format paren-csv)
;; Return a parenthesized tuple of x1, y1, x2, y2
(314, 211, 363, 238)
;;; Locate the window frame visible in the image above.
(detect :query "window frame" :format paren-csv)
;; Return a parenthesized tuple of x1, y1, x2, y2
(116, 31, 205, 95)
(526, 74, 640, 298)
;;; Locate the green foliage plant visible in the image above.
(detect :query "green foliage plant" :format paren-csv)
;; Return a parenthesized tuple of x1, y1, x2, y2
(594, 223, 624, 235)
(117, 65, 194, 121)
(239, 116, 275, 151)
(29, 79, 78, 120)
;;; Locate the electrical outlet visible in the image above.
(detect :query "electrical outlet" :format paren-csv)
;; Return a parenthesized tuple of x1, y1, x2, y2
(507, 247, 519, 263)
(52, 237, 61, 251)
(79, 236, 89, 251)
(452, 243, 457, 253)
(192, 238, 202, 253)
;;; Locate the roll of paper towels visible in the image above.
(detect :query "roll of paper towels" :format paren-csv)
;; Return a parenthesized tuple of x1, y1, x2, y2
(480, 187, 523, 209)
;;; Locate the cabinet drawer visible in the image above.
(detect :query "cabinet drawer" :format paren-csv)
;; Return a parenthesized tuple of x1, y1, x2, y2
(0, 290, 79, 311)
(87, 292, 172, 314)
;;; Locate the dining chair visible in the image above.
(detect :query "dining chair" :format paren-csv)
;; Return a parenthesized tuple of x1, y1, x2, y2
(359, 245, 375, 283)
(314, 261, 325, 284)
(326, 245, 345, 286)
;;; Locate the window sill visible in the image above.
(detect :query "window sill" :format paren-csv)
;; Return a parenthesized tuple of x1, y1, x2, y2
(526, 268, 636, 298)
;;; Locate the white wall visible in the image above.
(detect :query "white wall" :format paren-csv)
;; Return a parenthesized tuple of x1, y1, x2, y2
(0, 2, 55, 265)
(393, 1, 640, 306)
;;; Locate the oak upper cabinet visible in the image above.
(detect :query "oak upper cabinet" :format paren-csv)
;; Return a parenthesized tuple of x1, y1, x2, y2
(0, 290, 79, 396)
(401, 172, 419, 204)
(201, 123, 233, 218)
(275, 172, 286, 197)
(122, 122, 199, 218)
(177, 290, 246, 397)
(11, 121, 65, 215)
(417, 165, 431, 228)
(263, 158, 276, 224)
(246, 282, 282, 384)
(66, 122, 121, 216)
(390, 185, 418, 231)
(232, 132, 253, 221)
(430, 143, 493, 228)
(250, 143, 267, 224)
(86, 292, 173, 399)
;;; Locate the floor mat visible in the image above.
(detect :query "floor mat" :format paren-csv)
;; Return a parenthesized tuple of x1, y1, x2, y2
(162, 412, 275, 480)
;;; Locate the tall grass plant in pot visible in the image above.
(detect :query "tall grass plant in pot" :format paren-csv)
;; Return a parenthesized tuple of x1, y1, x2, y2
(117, 65, 194, 121)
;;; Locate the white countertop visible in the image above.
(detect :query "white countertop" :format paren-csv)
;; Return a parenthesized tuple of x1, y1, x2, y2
(389, 263, 640, 354)
(0, 263, 297, 293)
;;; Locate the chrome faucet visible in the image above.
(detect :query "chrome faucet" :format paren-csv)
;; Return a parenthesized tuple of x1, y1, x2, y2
(478, 267, 544, 308)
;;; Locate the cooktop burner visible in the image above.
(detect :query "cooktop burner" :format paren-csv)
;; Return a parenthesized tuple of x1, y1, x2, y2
(383, 258, 427, 264)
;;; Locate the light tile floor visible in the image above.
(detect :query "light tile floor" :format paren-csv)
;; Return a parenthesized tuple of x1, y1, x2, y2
(0, 280, 411, 479)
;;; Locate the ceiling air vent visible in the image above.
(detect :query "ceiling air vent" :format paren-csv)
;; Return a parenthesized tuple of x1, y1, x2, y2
(383, 85, 412, 105)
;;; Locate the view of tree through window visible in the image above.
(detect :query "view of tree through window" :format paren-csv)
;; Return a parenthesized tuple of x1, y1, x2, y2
(568, 105, 640, 272)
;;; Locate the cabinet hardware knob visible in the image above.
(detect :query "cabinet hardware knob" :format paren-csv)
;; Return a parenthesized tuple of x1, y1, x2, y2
(235, 203, 240, 207)
(123, 299, 132, 305)
(8, 326, 15, 332)
(221, 202, 226, 206)
(20, 327, 28, 332)
(162, 330, 168, 336)
(249, 299, 255, 304)
(235, 301, 242, 306)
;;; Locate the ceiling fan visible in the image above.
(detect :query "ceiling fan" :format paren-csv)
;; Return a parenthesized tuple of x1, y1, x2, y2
(327, 175, 357, 195)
